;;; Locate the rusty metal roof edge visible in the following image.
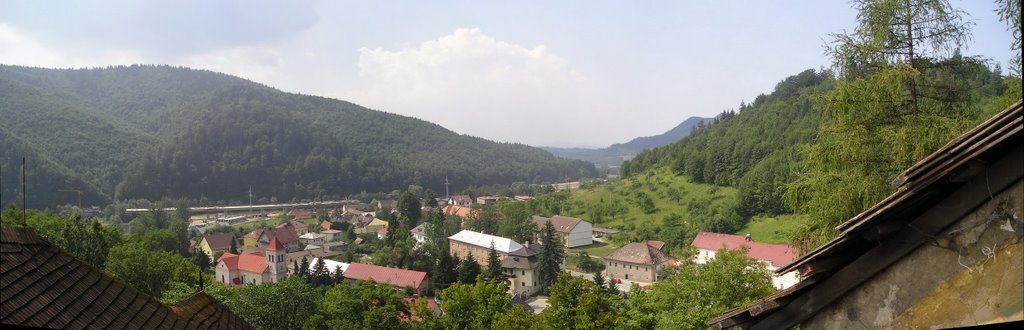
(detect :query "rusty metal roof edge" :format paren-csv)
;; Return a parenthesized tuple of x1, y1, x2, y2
(707, 276, 821, 327)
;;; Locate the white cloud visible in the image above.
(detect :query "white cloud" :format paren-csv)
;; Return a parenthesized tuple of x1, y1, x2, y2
(345, 28, 619, 146)
(0, 23, 141, 68)
(177, 47, 284, 83)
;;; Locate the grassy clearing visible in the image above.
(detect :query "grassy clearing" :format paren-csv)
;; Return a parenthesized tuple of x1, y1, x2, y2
(569, 241, 618, 258)
(561, 167, 737, 234)
(735, 214, 806, 244)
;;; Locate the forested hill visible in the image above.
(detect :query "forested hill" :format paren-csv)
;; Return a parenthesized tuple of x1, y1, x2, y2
(0, 65, 597, 208)
(621, 69, 832, 218)
(543, 116, 711, 169)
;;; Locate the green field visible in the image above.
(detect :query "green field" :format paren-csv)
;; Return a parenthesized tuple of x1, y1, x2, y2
(560, 168, 737, 235)
(569, 241, 618, 258)
(736, 214, 806, 244)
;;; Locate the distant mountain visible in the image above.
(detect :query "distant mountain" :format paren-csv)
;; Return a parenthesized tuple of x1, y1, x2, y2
(0, 65, 597, 208)
(543, 116, 712, 169)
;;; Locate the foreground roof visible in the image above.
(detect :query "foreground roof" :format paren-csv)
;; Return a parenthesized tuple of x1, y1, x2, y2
(691, 232, 798, 268)
(709, 100, 1023, 329)
(344, 263, 428, 289)
(604, 241, 672, 265)
(448, 230, 524, 253)
(1, 227, 248, 329)
(169, 291, 254, 329)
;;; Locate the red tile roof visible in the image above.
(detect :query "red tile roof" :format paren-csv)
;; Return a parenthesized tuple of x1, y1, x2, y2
(267, 236, 284, 252)
(449, 195, 472, 205)
(442, 205, 473, 218)
(287, 209, 312, 219)
(321, 220, 332, 230)
(604, 242, 672, 265)
(271, 227, 300, 244)
(219, 251, 268, 274)
(244, 228, 265, 239)
(344, 263, 428, 290)
(645, 240, 666, 250)
(531, 215, 584, 233)
(203, 232, 236, 251)
(238, 252, 268, 274)
(690, 232, 798, 268)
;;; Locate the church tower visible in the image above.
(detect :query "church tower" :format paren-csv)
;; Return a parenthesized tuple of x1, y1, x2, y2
(267, 236, 287, 282)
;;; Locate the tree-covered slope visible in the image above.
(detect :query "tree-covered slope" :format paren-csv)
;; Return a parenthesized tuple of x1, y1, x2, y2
(622, 69, 833, 217)
(0, 65, 597, 207)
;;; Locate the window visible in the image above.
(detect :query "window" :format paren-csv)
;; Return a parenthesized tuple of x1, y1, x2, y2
(625, 274, 629, 280)
(522, 270, 525, 275)
(522, 282, 525, 287)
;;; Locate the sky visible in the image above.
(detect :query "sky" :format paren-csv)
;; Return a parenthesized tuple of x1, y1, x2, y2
(0, 1, 1016, 148)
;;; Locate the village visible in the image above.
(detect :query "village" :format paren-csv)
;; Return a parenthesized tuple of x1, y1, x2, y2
(189, 192, 801, 317)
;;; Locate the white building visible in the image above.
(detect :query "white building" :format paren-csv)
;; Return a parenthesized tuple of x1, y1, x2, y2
(531, 215, 593, 248)
(691, 232, 800, 289)
(448, 230, 544, 297)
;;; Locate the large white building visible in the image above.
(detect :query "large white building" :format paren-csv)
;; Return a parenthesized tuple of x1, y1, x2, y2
(448, 230, 544, 297)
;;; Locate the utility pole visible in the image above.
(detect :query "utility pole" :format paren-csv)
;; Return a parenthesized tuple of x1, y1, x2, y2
(444, 176, 450, 199)
(58, 189, 82, 209)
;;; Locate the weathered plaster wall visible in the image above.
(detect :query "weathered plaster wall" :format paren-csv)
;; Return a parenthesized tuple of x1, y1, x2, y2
(805, 180, 1024, 329)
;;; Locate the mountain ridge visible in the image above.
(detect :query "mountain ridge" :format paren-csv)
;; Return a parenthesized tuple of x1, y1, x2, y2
(542, 116, 712, 169)
(0, 64, 597, 208)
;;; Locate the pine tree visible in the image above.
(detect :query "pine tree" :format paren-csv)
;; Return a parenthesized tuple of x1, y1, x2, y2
(299, 256, 310, 277)
(332, 265, 345, 284)
(592, 269, 606, 289)
(434, 253, 458, 291)
(537, 220, 565, 293)
(484, 242, 505, 283)
(229, 238, 238, 254)
(311, 258, 328, 286)
(457, 254, 482, 284)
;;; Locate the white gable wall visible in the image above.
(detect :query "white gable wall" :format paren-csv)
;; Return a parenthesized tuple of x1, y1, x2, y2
(566, 221, 593, 248)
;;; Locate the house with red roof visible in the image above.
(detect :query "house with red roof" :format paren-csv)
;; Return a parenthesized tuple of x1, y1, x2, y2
(690, 231, 799, 289)
(287, 209, 313, 220)
(277, 219, 309, 236)
(531, 215, 593, 247)
(244, 226, 302, 252)
(343, 263, 430, 295)
(197, 232, 236, 258)
(442, 205, 473, 219)
(604, 241, 674, 283)
(448, 194, 472, 206)
(216, 237, 289, 286)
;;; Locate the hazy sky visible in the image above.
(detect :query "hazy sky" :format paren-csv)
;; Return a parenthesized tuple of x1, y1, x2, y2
(1, 1, 1016, 147)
